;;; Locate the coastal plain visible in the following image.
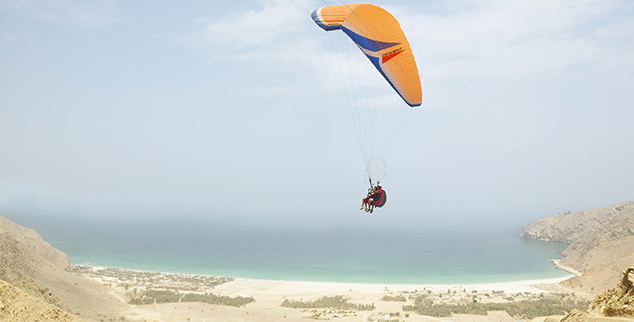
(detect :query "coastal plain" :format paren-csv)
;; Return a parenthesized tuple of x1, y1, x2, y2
(1, 201, 633, 322)
(75, 265, 576, 322)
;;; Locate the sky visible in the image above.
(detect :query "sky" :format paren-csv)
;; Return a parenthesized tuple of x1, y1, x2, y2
(1, 0, 633, 229)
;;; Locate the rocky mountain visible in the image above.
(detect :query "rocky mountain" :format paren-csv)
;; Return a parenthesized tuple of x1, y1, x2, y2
(588, 266, 634, 317)
(559, 267, 634, 322)
(0, 214, 69, 271)
(520, 201, 634, 294)
(0, 214, 125, 321)
(0, 279, 86, 322)
(519, 202, 632, 244)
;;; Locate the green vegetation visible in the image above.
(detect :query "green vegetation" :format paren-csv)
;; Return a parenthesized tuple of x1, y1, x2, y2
(402, 294, 590, 319)
(128, 289, 180, 304)
(127, 289, 254, 307)
(181, 292, 254, 307)
(382, 294, 407, 302)
(281, 295, 375, 311)
(408, 294, 425, 301)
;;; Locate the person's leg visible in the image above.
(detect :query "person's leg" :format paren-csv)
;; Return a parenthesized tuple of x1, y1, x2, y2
(360, 198, 366, 210)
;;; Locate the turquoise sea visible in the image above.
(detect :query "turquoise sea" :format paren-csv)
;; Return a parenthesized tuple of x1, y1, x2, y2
(22, 217, 569, 284)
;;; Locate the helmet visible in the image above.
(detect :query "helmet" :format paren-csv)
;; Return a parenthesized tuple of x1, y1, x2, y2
(377, 183, 382, 188)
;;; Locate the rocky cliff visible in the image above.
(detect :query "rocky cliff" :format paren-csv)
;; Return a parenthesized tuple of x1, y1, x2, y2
(0, 215, 70, 271)
(520, 201, 634, 294)
(519, 202, 632, 244)
(588, 267, 634, 317)
(0, 214, 125, 321)
(0, 279, 86, 322)
(560, 267, 634, 322)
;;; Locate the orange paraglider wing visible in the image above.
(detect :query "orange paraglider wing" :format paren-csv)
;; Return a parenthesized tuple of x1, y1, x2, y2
(312, 3, 422, 107)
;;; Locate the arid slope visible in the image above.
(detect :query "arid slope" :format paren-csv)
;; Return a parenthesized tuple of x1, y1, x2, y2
(0, 279, 86, 322)
(520, 201, 634, 294)
(559, 267, 634, 322)
(0, 214, 125, 321)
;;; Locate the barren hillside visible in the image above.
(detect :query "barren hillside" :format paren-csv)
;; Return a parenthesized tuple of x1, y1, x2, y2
(0, 214, 126, 321)
(0, 279, 86, 322)
(558, 267, 634, 322)
(520, 201, 634, 294)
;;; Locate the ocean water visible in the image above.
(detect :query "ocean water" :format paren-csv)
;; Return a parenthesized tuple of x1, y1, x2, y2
(26, 217, 569, 284)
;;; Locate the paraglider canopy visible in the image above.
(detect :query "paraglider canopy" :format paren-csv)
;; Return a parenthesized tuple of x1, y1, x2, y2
(311, 3, 422, 107)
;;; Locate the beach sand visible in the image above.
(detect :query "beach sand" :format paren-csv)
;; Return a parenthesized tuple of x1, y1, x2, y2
(215, 275, 575, 297)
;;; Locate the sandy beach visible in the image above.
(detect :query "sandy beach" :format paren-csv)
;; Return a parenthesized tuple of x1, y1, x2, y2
(216, 275, 575, 296)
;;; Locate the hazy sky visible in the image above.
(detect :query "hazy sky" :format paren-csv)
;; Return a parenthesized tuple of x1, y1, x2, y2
(1, 0, 633, 228)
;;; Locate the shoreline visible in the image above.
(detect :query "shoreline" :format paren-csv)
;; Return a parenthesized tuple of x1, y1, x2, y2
(552, 259, 583, 277)
(69, 264, 574, 295)
(216, 275, 575, 295)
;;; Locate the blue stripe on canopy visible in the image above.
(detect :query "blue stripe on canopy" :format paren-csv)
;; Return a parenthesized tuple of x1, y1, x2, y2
(342, 26, 400, 52)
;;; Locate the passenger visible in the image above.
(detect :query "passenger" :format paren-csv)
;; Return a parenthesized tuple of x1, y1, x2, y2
(360, 185, 377, 212)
